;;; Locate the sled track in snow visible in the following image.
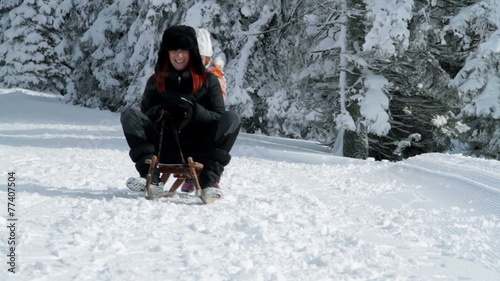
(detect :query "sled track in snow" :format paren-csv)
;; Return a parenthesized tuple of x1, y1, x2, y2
(400, 159, 500, 216)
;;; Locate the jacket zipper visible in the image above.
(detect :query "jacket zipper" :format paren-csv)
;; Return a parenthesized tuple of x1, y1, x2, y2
(177, 75, 183, 134)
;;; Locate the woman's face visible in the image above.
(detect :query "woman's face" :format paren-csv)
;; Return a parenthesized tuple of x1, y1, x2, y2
(169, 49, 190, 71)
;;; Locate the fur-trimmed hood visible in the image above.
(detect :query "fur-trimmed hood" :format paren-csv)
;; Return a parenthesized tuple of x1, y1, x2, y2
(154, 25, 205, 75)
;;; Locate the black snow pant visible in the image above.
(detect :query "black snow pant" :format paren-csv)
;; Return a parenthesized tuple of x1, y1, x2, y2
(120, 107, 240, 188)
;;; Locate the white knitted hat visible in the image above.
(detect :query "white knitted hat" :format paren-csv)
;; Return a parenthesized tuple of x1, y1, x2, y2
(195, 28, 213, 57)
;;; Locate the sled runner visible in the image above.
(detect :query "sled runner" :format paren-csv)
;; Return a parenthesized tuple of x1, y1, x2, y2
(143, 155, 220, 204)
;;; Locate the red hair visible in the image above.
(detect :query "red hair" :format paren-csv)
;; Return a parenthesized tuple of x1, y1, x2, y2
(155, 62, 207, 93)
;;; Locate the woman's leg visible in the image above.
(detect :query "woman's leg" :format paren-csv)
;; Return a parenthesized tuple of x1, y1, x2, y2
(215, 110, 241, 152)
(197, 110, 241, 188)
(120, 108, 159, 177)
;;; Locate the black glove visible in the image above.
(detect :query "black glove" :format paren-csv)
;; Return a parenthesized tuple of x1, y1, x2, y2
(161, 100, 194, 131)
(177, 101, 194, 130)
(145, 104, 163, 121)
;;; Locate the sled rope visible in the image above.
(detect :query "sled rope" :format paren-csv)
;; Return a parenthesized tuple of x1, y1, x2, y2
(157, 118, 165, 164)
(161, 110, 187, 167)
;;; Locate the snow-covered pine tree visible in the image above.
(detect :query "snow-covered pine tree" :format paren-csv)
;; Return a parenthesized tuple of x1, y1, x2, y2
(221, 2, 278, 133)
(284, 0, 343, 142)
(443, 0, 500, 159)
(0, 0, 71, 94)
(0, 1, 20, 77)
(224, 0, 337, 138)
(208, 0, 340, 141)
(65, 0, 141, 110)
(359, 0, 471, 160)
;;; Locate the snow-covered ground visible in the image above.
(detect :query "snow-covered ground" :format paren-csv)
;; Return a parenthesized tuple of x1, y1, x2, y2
(1, 88, 499, 281)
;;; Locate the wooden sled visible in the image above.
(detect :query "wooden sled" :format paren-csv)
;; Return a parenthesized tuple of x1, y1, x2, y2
(144, 156, 220, 204)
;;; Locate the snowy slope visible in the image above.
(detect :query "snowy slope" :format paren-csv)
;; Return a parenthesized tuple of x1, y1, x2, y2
(1, 88, 499, 281)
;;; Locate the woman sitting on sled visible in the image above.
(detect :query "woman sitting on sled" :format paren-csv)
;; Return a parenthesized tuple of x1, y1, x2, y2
(120, 25, 240, 200)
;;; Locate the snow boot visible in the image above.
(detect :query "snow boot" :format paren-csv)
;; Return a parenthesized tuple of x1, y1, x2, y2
(126, 177, 148, 192)
(126, 168, 162, 192)
(202, 187, 223, 199)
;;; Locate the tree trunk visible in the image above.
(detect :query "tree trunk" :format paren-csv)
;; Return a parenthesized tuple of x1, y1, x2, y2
(343, 0, 368, 159)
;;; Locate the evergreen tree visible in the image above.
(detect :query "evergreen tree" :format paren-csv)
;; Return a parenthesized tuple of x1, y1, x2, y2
(0, 0, 71, 94)
(65, 0, 140, 110)
(0, 1, 17, 75)
(443, 0, 500, 159)
(223, 2, 279, 133)
(364, 0, 463, 160)
(286, 0, 343, 143)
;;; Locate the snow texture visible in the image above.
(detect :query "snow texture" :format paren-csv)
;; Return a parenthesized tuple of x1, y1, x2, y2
(360, 74, 390, 136)
(1, 88, 500, 280)
(363, 0, 413, 57)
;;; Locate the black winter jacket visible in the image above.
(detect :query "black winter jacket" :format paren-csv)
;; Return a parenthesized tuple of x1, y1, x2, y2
(140, 71, 225, 126)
